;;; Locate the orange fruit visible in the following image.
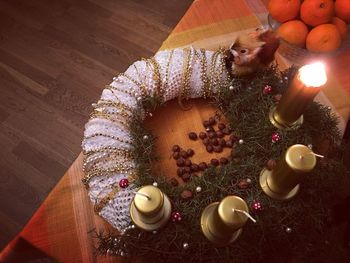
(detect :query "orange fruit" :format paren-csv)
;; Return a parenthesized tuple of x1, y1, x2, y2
(300, 0, 334, 26)
(268, 0, 301, 23)
(277, 20, 309, 48)
(335, 0, 350, 23)
(332, 17, 348, 40)
(306, 24, 342, 52)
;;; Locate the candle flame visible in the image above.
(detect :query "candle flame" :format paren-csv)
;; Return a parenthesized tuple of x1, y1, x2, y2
(299, 62, 327, 88)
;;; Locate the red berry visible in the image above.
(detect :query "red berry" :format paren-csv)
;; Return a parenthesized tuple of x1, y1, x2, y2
(119, 178, 129, 188)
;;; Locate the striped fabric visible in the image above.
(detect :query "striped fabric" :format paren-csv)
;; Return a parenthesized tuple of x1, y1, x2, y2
(1, 1, 349, 262)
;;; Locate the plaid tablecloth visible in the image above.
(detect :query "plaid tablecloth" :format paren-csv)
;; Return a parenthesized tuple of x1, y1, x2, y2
(1, 0, 350, 262)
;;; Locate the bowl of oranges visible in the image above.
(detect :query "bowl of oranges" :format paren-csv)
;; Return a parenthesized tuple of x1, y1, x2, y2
(268, 0, 350, 64)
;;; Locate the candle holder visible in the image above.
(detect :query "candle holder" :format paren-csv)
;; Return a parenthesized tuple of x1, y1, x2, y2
(130, 185, 171, 231)
(201, 196, 249, 246)
(260, 144, 316, 200)
(269, 62, 327, 130)
(269, 106, 304, 130)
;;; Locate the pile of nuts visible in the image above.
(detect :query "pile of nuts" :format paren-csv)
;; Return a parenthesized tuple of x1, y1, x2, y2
(171, 115, 239, 183)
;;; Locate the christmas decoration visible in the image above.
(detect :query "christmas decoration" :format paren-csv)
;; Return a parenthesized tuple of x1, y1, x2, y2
(271, 132, 280, 143)
(84, 64, 349, 262)
(171, 212, 182, 222)
(251, 201, 263, 213)
(263, 85, 273, 94)
(119, 178, 129, 188)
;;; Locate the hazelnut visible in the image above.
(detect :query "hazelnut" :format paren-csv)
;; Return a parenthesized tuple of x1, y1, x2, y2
(203, 138, 210, 146)
(188, 132, 198, 140)
(219, 138, 226, 147)
(199, 132, 207, 139)
(177, 168, 184, 176)
(211, 138, 219, 146)
(173, 152, 180, 160)
(218, 123, 226, 130)
(210, 158, 220, 166)
(180, 150, 188, 158)
(198, 162, 208, 170)
(222, 128, 231, 135)
(191, 164, 199, 172)
(186, 149, 194, 157)
(184, 159, 192, 167)
(216, 131, 224, 138)
(213, 145, 223, 153)
(206, 145, 214, 153)
(208, 117, 216, 125)
(203, 120, 210, 127)
(176, 158, 185, 167)
(183, 167, 191, 173)
(182, 173, 191, 182)
(226, 140, 233, 148)
(172, 145, 181, 152)
(208, 132, 216, 139)
(219, 157, 229, 165)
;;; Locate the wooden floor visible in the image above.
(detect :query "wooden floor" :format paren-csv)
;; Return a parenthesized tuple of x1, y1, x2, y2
(0, 0, 192, 249)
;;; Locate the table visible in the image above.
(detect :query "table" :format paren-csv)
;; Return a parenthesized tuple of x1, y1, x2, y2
(2, 0, 350, 262)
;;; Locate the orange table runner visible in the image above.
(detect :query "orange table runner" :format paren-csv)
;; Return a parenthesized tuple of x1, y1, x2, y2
(2, 1, 350, 262)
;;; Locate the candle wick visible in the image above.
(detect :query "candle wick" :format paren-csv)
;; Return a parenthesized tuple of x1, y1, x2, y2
(232, 209, 257, 223)
(134, 192, 151, 200)
(310, 152, 324, 159)
(301, 152, 325, 159)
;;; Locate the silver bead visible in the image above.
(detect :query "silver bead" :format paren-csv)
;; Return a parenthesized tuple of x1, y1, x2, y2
(239, 139, 244, 144)
(107, 249, 112, 255)
(148, 112, 153, 117)
(183, 242, 189, 250)
(143, 135, 149, 140)
(246, 178, 252, 184)
(91, 103, 97, 107)
(152, 230, 157, 234)
(229, 85, 234, 91)
(137, 97, 142, 101)
(308, 144, 313, 149)
(247, 86, 252, 91)
(285, 227, 292, 233)
(120, 251, 126, 257)
(153, 182, 158, 187)
(284, 76, 288, 80)
(206, 128, 210, 132)
(196, 186, 202, 193)
(131, 224, 135, 229)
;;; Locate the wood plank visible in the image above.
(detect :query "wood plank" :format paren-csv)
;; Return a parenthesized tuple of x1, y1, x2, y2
(0, 0, 192, 250)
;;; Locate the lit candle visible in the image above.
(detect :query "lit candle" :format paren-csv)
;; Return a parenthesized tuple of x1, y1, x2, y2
(270, 62, 327, 129)
(201, 196, 250, 246)
(130, 185, 171, 231)
(260, 144, 317, 200)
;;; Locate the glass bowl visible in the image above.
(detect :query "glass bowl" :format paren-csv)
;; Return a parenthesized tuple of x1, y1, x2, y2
(267, 14, 350, 65)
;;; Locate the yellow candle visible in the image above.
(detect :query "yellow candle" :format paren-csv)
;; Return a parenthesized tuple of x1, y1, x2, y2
(270, 62, 327, 129)
(130, 185, 171, 231)
(201, 196, 249, 246)
(260, 144, 317, 200)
